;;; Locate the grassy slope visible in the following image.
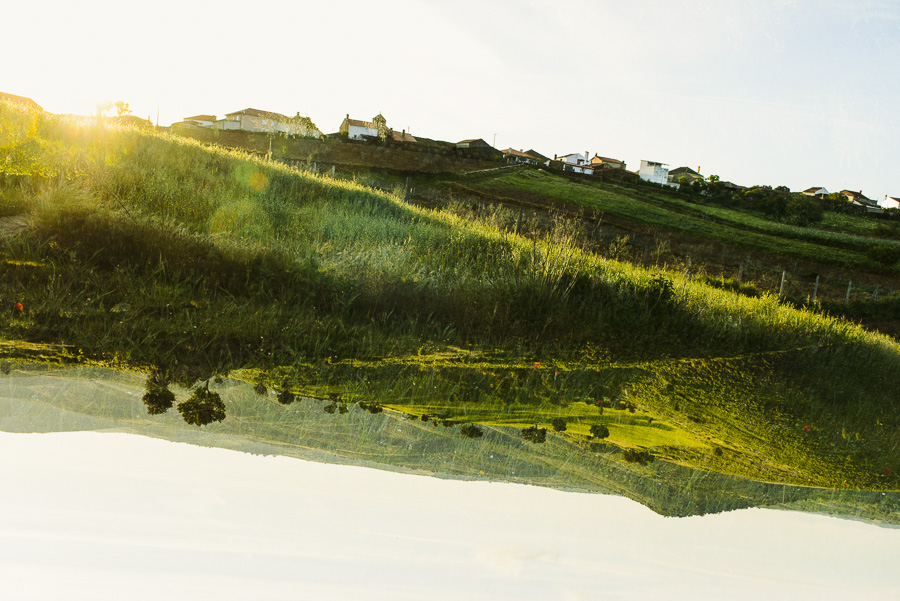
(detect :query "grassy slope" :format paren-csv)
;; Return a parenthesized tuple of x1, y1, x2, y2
(1, 102, 899, 493)
(466, 168, 900, 269)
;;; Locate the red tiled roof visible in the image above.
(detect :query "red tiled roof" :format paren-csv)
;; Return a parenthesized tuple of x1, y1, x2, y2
(592, 155, 624, 164)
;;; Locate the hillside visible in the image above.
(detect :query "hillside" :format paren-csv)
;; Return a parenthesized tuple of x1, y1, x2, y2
(1, 100, 899, 495)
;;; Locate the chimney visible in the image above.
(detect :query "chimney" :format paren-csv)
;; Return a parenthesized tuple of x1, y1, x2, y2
(554, 154, 558, 160)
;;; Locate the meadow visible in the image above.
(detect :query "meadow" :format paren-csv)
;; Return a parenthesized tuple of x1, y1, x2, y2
(1, 99, 898, 491)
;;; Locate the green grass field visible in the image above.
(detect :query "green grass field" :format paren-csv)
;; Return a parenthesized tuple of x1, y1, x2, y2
(1, 99, 899, 492)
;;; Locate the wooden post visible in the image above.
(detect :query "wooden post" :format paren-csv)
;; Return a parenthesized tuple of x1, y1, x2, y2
(331, 165, 336, 178)
(404, 176, 411, 202)
(778, 270, 786, 298)
(737, 262, 744, 284)
(267, 138, 273, 162)
(812, 275, 820, 302)
(515, 209, 523, 236)
(872, 285, 879, 302)
(845, 280, 852, 304)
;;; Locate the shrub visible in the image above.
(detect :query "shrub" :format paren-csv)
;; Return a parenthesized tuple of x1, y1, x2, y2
(866, 245, 900, 268)
(142, 371, 175, 415)
(590, 424, 610, 439)
(551, 417, 567, 431)
(522, 426, 547, 443)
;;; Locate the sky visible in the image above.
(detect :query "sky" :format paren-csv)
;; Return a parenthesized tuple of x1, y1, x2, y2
(3, 0, 899, 201)
(2, 431, 898, 600)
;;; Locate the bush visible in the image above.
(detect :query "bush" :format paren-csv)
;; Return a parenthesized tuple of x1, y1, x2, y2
(590, 424, 610, 439)
(551, 417, 567, 431)
(522, 426, 547, 443)
(866, 245, 900, 268)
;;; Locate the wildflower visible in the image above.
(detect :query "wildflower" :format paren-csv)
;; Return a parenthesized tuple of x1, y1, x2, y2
(803, 426, 811, 432)
(13, 302, 23, 311)
(534, 362, 541, 369)
(887, 468, 893, 475)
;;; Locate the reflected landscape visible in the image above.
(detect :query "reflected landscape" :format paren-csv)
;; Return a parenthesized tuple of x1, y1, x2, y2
(1, 365, 898, 599)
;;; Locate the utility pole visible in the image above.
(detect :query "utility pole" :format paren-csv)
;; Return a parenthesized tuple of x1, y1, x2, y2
(493, 133, 498, 148)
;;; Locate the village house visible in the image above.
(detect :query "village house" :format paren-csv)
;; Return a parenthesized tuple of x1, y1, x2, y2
(181, 114, 217, 128)
(212, 108, 321, 137)
(802, 186, 830, 198)
(638, 160, 669, 185)
(456, 139, 502, 159)
(340, 113, 389, 139)
(668, 166, 703, 184)
(554, 152, 594, 175)
(882, 196, 900, 210)
(503, 148, 549, 166)
(840, 190, 883, 214)
(590, 155, 626, 170)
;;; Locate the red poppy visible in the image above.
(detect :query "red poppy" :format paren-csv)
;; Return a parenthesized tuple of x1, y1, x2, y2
(803, 426, 811, 432)
(13, 302, 23, 312)
(887, 468, 893, 475)
(534, 362, 541, 369)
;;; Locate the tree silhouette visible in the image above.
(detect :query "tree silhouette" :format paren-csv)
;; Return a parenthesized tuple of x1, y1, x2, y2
(551, 417, 567, 432)
(177, 382, 226, 426)
(142, 371, 175, 415)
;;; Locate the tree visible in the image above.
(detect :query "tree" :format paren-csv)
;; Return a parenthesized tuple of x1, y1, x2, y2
(142, 371, 175, 415)
(590, 424, 610, 439)
(177, 382, 226, 426)
(114, 101, 132, 116)
(277, 389, 295, 405)
(551, 417, 567, 432)
(786, 195, 823, 226)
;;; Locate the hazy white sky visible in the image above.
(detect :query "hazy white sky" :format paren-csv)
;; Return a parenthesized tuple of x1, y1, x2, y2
(3, 0, 898, 199)
(2, 431, 898, 600)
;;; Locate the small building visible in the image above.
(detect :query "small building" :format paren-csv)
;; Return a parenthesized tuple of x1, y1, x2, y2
(554, 152, 594, 175)
(638, 160, 669, 185)
(0, 91, 42, 111)
(524, 149, 550, 164)
(802, 186, 829, 198)
(590, 155, 626, 170)
(503, 148, 547, 166)
(668, 166, 703, 184)
(456, 139, 502, 159)
(213, 108, 320, 137)
(182, 114, 217, 128)
(339, 113, 390, 140)
(882, 196, 900, 210)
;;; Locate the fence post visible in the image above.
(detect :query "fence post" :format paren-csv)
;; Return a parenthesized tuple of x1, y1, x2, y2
(331, 165, 336, 178)
(872, 285, 879, 302)
(515, 209, 523, 236)
(737, 262, 744, 284)
(845, 280, 852, 304)
(779, 270, 786, 298)
(812, 275, 820, 302)
(404, 176, 411, 202)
